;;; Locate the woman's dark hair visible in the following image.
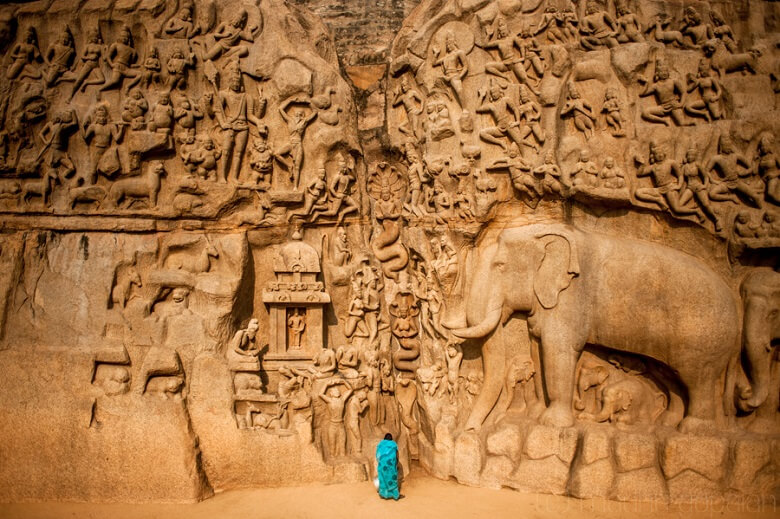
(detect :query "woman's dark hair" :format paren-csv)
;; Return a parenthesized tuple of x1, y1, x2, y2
(384, 433, 393, 440)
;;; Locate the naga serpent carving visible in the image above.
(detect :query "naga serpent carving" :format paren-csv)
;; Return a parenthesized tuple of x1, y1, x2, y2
(389, 290, 420, 439)
(367, 161, 409, 281)
(372, 217, 409, 281)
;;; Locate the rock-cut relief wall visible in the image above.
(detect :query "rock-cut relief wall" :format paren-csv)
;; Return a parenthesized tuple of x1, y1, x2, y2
(381, 0, 780, 505)
(0, 0, 373, 503)
(0, 0, 778, 507)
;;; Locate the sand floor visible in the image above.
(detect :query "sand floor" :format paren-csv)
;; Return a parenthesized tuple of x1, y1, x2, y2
(1, 468, 777, 519)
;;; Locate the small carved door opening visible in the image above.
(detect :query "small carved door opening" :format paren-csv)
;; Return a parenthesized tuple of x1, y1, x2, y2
(286, 307, 307, 350)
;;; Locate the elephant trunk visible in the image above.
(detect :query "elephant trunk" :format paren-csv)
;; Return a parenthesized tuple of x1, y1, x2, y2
(450, 305, 502, 339)
(739, 323, 771, 411)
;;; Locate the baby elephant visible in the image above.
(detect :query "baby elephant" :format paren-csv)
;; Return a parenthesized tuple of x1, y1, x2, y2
(109, 161, 165, 209)
(580, 377, 666, 425)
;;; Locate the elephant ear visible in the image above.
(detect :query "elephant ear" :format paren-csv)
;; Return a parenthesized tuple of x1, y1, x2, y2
(533, 232, 580, 309)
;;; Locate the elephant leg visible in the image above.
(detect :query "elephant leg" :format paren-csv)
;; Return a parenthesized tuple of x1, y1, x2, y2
(539, 333, 580, 428)
(465, 326, 505, 431)
(679, 370, 719, 432)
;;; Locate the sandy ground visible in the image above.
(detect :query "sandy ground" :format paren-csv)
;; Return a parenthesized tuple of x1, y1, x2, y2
(1, 468, 777, 519)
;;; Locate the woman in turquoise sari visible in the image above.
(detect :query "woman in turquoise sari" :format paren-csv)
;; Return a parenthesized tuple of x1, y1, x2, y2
(375, 433, 400, 500)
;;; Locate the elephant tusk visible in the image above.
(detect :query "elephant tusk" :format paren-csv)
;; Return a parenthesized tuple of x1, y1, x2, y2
(451, 307, 502, 339)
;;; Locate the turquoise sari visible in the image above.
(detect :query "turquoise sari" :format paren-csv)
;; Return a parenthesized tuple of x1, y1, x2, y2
(375, 439, 399, 500)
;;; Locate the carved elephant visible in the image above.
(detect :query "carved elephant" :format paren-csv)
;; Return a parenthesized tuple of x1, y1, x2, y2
(739, 268, 780, 427)
(446, 223, 740, 432)
(579, 377, 667, 426)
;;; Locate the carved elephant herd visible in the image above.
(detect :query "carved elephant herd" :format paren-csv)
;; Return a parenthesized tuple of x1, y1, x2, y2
(443, 223, 780, 433)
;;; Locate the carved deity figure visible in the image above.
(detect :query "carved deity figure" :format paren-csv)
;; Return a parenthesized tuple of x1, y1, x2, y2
(634, 142, 700, 219)
(685, 59, 724, 122)
(477, 81, 525, 153)
(599, 157, 626, 190)
(186, 135, 221, 181)
(164, 6, 200, 39)
(43, 27, 75, 87)
(227, 318, 261, 367)
(706, 135, 764, 209)
(100, 26, 141, 93)
(332, 227, 351, 267)
(678, 148, 723, 231)
(174, 97, 203, 141)
(533, 151, 564, 195)
(248, 133, 284, 187)
(39, 109, 78, 186)
(432, 31, 469, 107)
(202, 8, 259, 62)
(345, 389, 368, 454)
(680, 6, 714, 49)
(7, 27, 41, 81)
(571, 149, 599, 189)
(215, 61, 264, 182)
(61, 29, 105, 98)
(533, 6, 568, 45)
(392, 76, 423, 137)
(310, 155, 359, 225)
(480, 17, 539, 95)
(638, 60, 693, 127)
(601, 87, 626, 137)
(82, 105, 124, 184)
(579, 1, 619, 50)
(615, 1, 644, 43)
(756, 135, 780, 205)
(287, 308, 305, 349)
(517, 85, 545, 151)
(288, 168, 328, 222)
(166, 49, 196, 93)
(122, 88, 149, 129)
